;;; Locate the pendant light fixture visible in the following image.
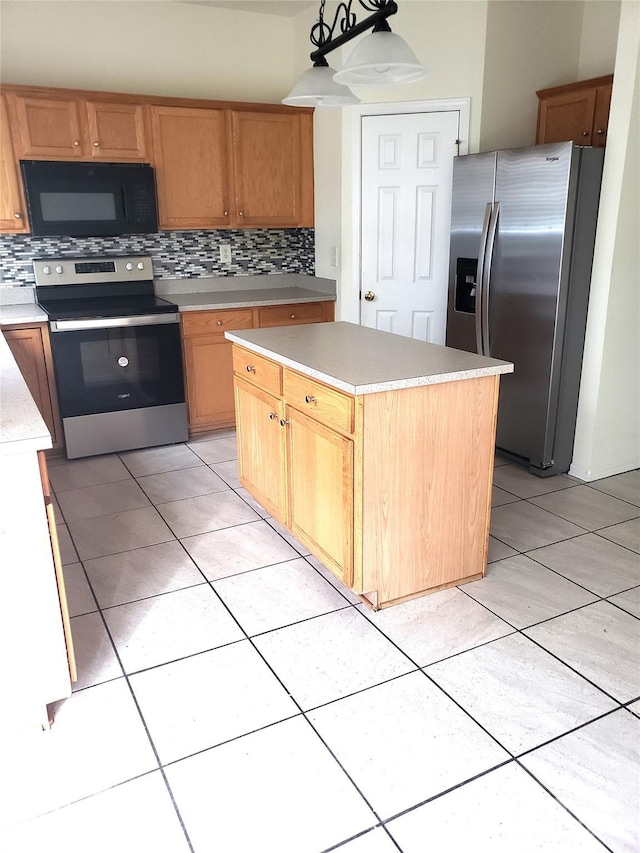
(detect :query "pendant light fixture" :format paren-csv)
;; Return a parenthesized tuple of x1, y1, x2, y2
(282, 0, 426, 107)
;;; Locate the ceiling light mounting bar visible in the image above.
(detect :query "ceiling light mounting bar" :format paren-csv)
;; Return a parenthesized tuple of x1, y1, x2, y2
(310, 0, 398, 64)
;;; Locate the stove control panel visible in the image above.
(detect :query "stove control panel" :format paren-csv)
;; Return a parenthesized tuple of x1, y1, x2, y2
(33, 255, 153, 287)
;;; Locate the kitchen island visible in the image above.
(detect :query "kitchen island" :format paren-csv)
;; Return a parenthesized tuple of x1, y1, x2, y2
(226, 322, 513, 609)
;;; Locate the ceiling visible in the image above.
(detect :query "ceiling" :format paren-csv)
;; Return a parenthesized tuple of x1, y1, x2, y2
(183, 1, 316, 17)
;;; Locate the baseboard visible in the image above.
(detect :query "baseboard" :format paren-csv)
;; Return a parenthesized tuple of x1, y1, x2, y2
(569, 455, 640, 482)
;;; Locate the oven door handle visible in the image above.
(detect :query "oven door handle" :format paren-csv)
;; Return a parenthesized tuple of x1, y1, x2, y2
(50, 314, 180, 332)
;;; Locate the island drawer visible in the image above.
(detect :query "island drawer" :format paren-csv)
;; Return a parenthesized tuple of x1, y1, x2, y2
(233, 347, 282, 396)
(257, 302, 326, 328)
(182, 309, 254, 337)
(283, 369, 354, 434)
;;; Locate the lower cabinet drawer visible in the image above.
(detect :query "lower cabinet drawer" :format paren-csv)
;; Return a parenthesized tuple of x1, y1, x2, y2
(233, 346, 282, 396)
(257, 302, 327, 328)
(283, 368, 354, 434)
(182, 308, 254, 337)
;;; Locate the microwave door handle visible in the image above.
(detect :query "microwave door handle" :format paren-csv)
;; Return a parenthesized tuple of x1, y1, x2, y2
(121, 186, 128, 220)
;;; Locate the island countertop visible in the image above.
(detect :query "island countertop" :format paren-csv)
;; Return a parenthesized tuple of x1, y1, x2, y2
(225, 321, 514, 395)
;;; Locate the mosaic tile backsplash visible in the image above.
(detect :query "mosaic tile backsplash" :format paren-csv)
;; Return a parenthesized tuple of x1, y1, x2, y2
(0, 228, 315, 287)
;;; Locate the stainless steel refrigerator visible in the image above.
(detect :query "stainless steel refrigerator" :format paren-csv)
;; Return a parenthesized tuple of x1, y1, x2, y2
(446, 141, 604, 476)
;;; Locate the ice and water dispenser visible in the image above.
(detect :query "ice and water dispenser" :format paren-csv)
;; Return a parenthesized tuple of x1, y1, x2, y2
(454, 257, 478, 314)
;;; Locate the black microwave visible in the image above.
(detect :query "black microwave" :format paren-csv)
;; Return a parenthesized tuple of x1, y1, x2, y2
(21, 160, 158, 238)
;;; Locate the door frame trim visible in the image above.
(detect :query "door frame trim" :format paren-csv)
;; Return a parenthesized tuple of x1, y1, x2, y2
(348, 98, 471, 325)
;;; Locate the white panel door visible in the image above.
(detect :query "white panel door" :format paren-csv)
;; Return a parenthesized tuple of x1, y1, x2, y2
(360, 111, 459, 343)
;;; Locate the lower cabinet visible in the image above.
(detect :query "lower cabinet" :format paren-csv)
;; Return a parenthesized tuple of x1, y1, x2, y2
(232, 342, 500, 607)
(181, 301, 334, 433)
(288, 408, 354, 582)
(3, 322, 63, 450)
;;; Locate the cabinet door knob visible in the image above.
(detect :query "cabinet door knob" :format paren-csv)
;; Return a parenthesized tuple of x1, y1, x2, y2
(217, 320, 223, 326)
(73, 140, 80, 146)
(581, 131, 589, 136)
(14, 212, 21, 219)
(304, 395, 315, 404)
(93, 141, 100, 147)
(223, 210, 229, 217)
(269, 412, 278, 420)
(290, 314, 296, 319)
(246, 365, 255, 373)
(238, 210, 244, 217)
(596, 129, 604, 134)
(279, 418, 290, 427)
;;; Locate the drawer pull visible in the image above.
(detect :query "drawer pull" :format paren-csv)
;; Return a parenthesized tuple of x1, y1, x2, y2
(304, 395, 316, 404)
(290, 314, 296, 319)
(269, 412, 278, 420)
(217, 320, 224, 326)
(279, 418, 290, 427)
(246, 365, 255, 373)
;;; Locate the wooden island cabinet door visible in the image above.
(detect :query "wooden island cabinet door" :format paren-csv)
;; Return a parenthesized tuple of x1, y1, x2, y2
(234, 377, 288, 524)
(287, 408, 354, 586)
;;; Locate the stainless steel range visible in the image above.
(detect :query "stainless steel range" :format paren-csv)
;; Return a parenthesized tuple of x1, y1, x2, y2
(35, 255, 188, 459)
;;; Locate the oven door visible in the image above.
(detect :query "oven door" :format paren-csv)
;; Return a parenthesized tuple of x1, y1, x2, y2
(49, 315, 185, 418)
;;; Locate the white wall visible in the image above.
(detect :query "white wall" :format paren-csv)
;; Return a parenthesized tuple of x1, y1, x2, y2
(0, 1, 296, 102)
(571, 0, 640, 480)
(480, 1, 585, 151)
(579, 0, 623, 79)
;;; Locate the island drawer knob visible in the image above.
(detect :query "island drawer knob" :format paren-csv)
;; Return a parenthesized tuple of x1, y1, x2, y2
(304, 395, 315, 404)
(290, 314, 296, 319)
(246, 365, 255, 372)
(217, 320, 223, 326)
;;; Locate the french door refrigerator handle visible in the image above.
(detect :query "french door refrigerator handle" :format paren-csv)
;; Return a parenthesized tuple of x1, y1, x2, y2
(475, 203, 493, 354)
(481, 202, 500, 356)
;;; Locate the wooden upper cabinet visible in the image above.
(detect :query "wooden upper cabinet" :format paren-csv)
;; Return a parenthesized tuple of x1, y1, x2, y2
(0, 95, 29, 231)
(536, 75, 613, 147)
(231, 111, 312, 228)
(85, 101, 148, 159)
(151, 105, 231, 230)
(7, 93, 149, 160)
(10, 95, 85, 158)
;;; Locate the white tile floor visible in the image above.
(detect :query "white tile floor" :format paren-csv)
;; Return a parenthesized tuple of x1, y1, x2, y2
(3, 434, 639, 853)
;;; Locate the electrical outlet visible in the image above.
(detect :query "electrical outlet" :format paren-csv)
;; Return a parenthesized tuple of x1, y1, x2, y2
(330, 246, 339, 267)
(219, 244, 232, 264)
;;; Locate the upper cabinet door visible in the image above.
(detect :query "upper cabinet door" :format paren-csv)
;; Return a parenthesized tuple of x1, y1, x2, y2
(536, 75, 614, 148)
(151, 105, 231, 230)
(85, 101, 149, 160)
(10, 95, 86, 158)
(0, 95, 29, 232)
(537, 88, 596, 146)
(231, 111, 309, 228)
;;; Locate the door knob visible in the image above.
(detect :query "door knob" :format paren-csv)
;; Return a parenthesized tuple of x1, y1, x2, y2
(364, 291, 375, 302)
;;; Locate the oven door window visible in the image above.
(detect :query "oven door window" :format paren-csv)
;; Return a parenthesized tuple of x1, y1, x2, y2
(51, 323, 185, 417)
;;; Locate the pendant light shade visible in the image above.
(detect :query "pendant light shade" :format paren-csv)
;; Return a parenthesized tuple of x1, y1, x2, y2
(333, 30, 427, 86)
(282, 65, 360, 107)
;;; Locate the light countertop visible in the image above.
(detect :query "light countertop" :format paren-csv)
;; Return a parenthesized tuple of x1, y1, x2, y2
(0, 303, 48, 325)
(0, 333, 52, 455)
(165, 287, 335, 312)
(226, 321, 514, 395)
